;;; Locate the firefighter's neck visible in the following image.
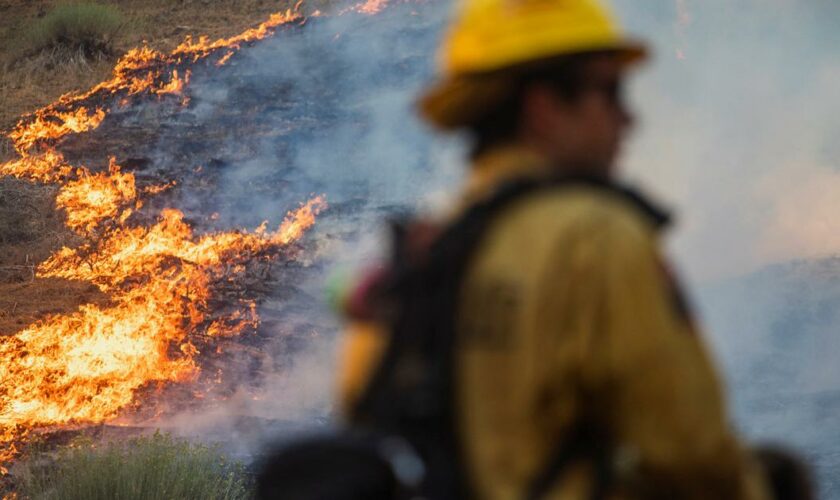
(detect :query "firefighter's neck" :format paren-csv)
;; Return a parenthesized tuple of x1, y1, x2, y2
(509, 139, 612, 180)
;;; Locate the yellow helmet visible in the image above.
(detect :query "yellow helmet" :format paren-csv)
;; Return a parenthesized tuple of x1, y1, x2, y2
(419, 0, 647, 129)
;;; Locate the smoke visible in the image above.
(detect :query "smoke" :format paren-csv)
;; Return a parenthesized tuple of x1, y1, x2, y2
(612, 0, 840, 282)
(118, 0, 839, 493)
(144, 0, 461, 458)
(164, 331, 338, 460)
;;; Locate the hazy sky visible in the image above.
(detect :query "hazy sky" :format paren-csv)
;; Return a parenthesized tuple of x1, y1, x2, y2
(611, 0, 840, 283)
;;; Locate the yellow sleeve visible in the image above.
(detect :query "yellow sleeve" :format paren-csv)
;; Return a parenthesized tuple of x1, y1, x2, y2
(566, 216, 771, 500)
(336, 320, 388, 417)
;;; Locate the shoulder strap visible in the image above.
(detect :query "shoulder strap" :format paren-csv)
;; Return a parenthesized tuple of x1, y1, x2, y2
(526, 422, 613, 500)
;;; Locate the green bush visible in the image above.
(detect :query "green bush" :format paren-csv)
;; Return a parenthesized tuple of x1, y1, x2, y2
(25, 3, 123, 56)
(16, 431, 253, 500)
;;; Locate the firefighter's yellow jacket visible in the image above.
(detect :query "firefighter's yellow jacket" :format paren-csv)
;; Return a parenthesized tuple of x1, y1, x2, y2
(338, 145, 771, 500)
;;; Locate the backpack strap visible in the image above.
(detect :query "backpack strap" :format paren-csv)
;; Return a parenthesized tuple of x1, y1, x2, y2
(526, 421, 613, 500)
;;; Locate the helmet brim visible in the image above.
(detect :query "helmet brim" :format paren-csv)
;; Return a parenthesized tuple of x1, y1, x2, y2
(418, 41, 648, 130)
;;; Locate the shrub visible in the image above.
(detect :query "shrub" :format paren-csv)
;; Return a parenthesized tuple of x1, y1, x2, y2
(16, 431, 253, 500)
(24, 3, 123, 57)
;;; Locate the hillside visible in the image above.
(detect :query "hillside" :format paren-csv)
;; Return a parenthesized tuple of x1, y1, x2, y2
(0, 0, 338, 135)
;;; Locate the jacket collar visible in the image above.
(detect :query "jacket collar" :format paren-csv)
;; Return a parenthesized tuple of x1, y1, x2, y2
(461, 144, 551, 206)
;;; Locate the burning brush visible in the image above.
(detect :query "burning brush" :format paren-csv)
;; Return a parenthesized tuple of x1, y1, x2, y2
(0, 0, 406, 474)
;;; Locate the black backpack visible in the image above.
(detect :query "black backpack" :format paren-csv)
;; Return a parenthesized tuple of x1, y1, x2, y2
(257, 176, 666, 500)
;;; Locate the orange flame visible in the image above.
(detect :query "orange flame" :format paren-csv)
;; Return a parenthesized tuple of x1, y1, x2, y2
(55, 159, 139, 235)
(9, 107, 105, 155)
(155, 69, 191, 96)
(216, 51, 236, 67)
(0, 196, 326, 465)
(0, 4, 342, 470)
(172, 10, 302, 61)
(0, 150, 71, 182)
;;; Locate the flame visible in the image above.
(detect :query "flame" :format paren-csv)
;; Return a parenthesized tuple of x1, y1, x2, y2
(216, 51, 236, 67)
(0, 195, 326, 466)
(0, 0, 393, 471)
(0, 198, 325, 429)
(55, 159, 138, 235)
(39, 198, 327, 290)
(0, 150, 71, 182)
(206, 302, 259, 338)
(2, 0, 383, 164)
(4, 9, 303, 168)
(9, 108, 105, 155)
(173, 10, 301, 61)
(0, 4, 332, 471)
(155, 70, 191, 96)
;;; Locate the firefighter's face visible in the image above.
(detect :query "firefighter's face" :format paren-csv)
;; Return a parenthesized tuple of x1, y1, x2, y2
(521, 55, 634, 176)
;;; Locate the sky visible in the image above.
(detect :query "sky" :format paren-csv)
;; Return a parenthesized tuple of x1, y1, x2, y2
(612, 0, 840, 283)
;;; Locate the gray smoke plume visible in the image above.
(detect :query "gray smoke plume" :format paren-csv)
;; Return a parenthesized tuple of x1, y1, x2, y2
(614, 0, 840, 283)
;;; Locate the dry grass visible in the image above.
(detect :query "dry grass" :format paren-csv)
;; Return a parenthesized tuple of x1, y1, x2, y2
(0, 0, 317, 131)
(21, 3, 124, 57)
(0, 178, 75, 263)
(14, 431, 252, 500)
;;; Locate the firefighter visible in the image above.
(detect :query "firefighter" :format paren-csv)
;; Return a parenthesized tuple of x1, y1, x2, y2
(336, 0, 811, 498)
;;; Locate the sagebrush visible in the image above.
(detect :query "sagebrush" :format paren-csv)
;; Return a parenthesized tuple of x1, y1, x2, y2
(23, 3, 123, 56)
(16, 431, 252, 500)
